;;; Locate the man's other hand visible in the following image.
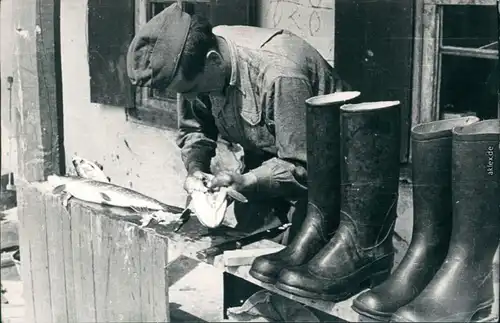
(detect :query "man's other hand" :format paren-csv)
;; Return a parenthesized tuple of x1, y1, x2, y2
(207, 171, 257, 193)
(183, 171, 214, 194)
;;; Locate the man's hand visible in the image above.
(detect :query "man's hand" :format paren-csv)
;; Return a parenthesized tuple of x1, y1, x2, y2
(207, 171, 258, 193)
(183, 171, 214, 194)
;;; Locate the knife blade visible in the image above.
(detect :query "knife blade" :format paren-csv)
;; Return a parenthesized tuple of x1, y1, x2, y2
(226, 188, 248, 203)
(173, 195, 193, 232)
(196, 223, 292, 260)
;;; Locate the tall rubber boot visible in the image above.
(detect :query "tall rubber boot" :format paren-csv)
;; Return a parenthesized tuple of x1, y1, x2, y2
(392, 119, 500, 322)
(249, 91, 361, 284)
(275, 100, 401, 301)
(352, 116, 480, 321)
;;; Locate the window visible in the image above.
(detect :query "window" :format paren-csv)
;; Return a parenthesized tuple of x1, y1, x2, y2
(412, 0, 499, 125)
(127, 0, 256, 130)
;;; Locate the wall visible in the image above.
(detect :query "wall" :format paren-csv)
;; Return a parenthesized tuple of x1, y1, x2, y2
(257, 0, 335, 65)
(0, 0, 19, 176)
(61, 0, 188, 208)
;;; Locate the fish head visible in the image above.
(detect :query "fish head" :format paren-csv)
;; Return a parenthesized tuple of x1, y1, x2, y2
(190, 189, 229, 229)
(72, 155, 110, 182)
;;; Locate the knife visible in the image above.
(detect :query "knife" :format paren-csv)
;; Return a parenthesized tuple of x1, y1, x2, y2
(226, 188, 248, 203)
(173, 195, 193, 232)
(196, 223, 292, 260)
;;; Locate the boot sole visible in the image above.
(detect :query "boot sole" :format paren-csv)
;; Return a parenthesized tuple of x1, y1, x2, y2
(390, 301, 496, 323)
(351, 300, 393, 321)
(248, 269, 278, 284)
(275, 269, 390, 302)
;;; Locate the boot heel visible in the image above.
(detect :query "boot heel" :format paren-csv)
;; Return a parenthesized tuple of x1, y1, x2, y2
(369, 270, 390, 288)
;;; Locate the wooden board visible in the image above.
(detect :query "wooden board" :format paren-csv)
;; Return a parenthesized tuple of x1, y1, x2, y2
(13, 0, 64, 181)
(222, 234, 409, 322)
(17, 180, 171, 322)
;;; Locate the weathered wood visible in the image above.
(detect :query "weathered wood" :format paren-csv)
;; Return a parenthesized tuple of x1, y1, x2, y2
(16, 188, 35, 323)
(60, 196, 77, 323)
(222, 233, 409, 322)
(223, 247, 285, 267)
(44, 192, 70, 322)
(225, 265, 360, 322)
(18, 181, 172, 322)
(72, 205, 98, 322)
(419, 4, 442, 123)
(13, 0, 63, 182)
(21, 186, 53, 322)
(440, 46, 498, 59)
(411, 0, 425, 131)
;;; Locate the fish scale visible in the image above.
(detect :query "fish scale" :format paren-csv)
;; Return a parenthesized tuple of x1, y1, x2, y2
(48, 175, 182, 213)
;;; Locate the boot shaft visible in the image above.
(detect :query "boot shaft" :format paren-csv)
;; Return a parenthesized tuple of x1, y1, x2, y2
(450, 119, 500, 262)
(339, 101, 401, 246)
(305, 91, 360, 223)
(410, 117, 479, 240)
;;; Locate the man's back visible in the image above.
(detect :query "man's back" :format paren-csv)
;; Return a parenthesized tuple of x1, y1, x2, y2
(213, 25, 349, 96)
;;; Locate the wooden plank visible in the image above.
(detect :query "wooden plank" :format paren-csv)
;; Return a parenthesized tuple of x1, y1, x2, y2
(44, 193, 69, 323)
(150, 233, 170, 322)
(440, 46, 498, 59)
(411, 0, 425, 131)
(59, 197, 77, 323)
(24, 181, 173, 321)
(225, 265, 360, 322)
(93, 216, 143, 322)
(223, 247, 285, 267)
(19, 184, 53, 323)
(15, 185, 35, 323)
(222, 235, 408, 323)
(71, 203, 97, 322)
(420, 4, 442, 123)
(426, 0, 496, 5)
(13, 0, 63, 182)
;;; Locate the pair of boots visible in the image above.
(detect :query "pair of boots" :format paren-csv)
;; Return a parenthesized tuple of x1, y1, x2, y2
(250, 91, 403, 301)
(352, 117, 500, 322)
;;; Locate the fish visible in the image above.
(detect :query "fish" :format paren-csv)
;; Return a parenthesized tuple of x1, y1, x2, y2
(190, 188, 229, 229)
(72, 155, 110, 182)
(47, 175, 182, 216)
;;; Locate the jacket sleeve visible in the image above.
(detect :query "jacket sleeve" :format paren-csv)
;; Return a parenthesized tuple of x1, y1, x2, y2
(176, 95, 218, 174)
(245, 76, 311, 199)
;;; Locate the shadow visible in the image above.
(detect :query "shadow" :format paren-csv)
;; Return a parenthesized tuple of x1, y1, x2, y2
(167, 255, 201, 288)
(0, 190, 17, 211)
(169, 302, 208, 322)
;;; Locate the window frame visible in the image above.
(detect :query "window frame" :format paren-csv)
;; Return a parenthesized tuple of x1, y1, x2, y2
(411, 0, 499, 128)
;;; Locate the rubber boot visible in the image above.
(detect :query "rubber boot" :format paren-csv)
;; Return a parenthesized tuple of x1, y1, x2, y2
(249, 91, 361, 284)
(352, 116, 480, 321)
(392, 119, 500, 323)
(275, 100, 401, 301)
